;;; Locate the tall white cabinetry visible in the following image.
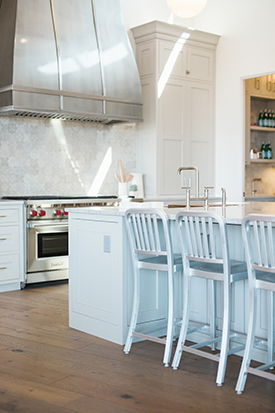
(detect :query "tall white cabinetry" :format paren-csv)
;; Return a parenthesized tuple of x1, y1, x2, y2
(131, 21, 219, 198)
(0, 203, 24, 292)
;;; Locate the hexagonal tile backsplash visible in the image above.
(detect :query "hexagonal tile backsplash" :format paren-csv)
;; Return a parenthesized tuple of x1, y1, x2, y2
(0, 117, 136, 197)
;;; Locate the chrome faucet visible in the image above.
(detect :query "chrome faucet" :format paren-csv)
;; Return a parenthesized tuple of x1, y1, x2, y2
(251, 178, 262, 196)
(177, 166, 199, 197)
(183, 185, 213, 209)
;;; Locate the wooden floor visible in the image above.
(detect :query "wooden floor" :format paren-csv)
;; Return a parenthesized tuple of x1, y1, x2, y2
(0, 282, 274, 412)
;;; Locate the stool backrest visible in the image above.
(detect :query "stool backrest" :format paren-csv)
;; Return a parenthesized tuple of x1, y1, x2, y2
(176, 210, 229, 269)
(242, 214, 275, 274)
(125, 209, 172, 258)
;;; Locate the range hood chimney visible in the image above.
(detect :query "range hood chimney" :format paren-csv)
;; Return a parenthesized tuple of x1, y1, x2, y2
(0, 0, 143, 124)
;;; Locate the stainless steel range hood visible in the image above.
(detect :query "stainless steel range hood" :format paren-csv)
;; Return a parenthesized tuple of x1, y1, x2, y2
(0, 0, 143, 124)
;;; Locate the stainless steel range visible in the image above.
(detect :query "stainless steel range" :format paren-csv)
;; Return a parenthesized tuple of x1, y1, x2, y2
(2, 196, 118, 286)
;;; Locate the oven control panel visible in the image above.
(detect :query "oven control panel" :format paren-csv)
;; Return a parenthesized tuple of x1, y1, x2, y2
(26, 199, 117, 220)
(27, 206, 69, 220)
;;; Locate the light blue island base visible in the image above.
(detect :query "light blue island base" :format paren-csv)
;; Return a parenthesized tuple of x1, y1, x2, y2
(68, 202, 275, 363)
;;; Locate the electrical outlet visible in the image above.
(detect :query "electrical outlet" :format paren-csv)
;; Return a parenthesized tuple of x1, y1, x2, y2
(104, 235, 111, 253)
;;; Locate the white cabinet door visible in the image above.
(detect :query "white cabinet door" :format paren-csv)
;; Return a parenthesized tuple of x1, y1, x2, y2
(159, 39, 188, 78)
(186, 81, 215, 192)
(157, 80, 215, 196)
(0, 254, 20, 283)
(0, 226, 19, 252)
(186, 47, 214, 82)
(69, 214, 169, 345)
(158, 79, 187, 196)
(70, 218, 121, 326)
(159, 41, 214, 83)
(0, 205, 23, 291)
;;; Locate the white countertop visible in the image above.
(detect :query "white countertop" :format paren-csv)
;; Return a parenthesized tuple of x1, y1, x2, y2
(68, 201, 275, 225)
(0, 200, 25, 205)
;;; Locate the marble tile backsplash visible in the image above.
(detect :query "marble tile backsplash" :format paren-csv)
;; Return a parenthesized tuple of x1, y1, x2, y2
(0, 116, 136, 197)
(245, 163, 275, 196)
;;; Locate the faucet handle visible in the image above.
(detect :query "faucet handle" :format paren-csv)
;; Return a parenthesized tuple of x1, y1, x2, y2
(204, 186, 214, 196)
(221, 187, 226, 207)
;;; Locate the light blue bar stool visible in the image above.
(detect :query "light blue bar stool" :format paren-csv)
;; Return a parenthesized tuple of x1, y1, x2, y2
(172, 210, 247, 386)
(124, 208, 183, 367)
(236, 214, 275, 394)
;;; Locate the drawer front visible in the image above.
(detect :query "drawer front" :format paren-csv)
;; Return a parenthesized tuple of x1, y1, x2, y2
(0, 254, 20, 282)
(0, 226, 19, 252)
(0, 209, 19, 225)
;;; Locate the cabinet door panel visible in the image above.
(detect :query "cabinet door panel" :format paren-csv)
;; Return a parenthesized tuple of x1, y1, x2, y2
(246, 77, 266, 96)
(136, 42, 155, 77)
(159, 39, 187, 78)
(187, 47, 214, 82)
(0, 226, 19, 252)
(70, 218, 120, 325)
(158, 80, 187, 195)
(161, 139, 184, 194)
(187, 82, 214, 192)
(160, 82, 186, 135)
(0, 209, 19, 224)
(0, 254, 20, 283)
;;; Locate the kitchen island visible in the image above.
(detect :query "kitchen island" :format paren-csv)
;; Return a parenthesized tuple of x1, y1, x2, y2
(68, 201, 275, 362)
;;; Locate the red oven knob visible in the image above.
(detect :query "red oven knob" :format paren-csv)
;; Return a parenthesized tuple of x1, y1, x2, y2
(39, 210, 46, 216)
(30, 210, 37, 217)
(54, 209, 61, 216)
(63, 210, 69, 216)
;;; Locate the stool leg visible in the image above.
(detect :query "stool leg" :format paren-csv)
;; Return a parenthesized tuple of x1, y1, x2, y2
(124, 268, 140, 354)
(267, 291, 274, 366)
(235, 280, 257, 394)
(172, 269, 190, 370)
(216, 280, 230, 386)
(163, 268, 174, 367)
(209, 279, 216, 351)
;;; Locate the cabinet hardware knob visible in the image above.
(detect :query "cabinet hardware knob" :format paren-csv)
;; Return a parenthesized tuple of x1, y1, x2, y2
(186, 70, 190, 74)
(0, 215, 7, 218)
(0, 238, 7, 241)
(0, 267, 7, 270)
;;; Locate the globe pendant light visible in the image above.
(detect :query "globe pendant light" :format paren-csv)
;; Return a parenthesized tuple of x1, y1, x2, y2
(166, 0, 208, 18)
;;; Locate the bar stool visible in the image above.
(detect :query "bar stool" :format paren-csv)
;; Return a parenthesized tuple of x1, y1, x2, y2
(172, 210, 247, 386)
(124, 208, 183, 367)
(236, 214, 275, 394)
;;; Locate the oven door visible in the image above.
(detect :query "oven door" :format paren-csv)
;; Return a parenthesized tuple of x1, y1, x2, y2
(27, 221, 68, 273)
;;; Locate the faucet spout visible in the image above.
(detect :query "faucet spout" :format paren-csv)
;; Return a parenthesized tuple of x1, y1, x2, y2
(177, 166, 199, 197)
(251, 178, 262, 196)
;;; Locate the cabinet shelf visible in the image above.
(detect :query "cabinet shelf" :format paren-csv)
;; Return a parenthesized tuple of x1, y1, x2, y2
(250, 159, 275, 164)
(250, 125, 275, 132)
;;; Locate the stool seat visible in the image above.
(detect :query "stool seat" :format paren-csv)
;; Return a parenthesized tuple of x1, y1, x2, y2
(189, 260, 247, 282)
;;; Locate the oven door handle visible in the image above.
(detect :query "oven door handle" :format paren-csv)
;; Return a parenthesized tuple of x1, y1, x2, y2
(27, 223, 68, 229)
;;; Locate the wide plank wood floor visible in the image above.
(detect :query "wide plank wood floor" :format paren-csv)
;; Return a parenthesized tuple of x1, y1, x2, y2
(0, 281, 273, 412)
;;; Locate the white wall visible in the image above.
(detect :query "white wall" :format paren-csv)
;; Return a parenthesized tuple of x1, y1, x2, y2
(120, 0, 275, 201)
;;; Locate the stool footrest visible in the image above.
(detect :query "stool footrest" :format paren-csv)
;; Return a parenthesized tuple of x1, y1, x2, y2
(182, 345, 220, 362)
(132, 332, 166, 345)
(191, 336, 222, 349)
(247, 366, 275, 381)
